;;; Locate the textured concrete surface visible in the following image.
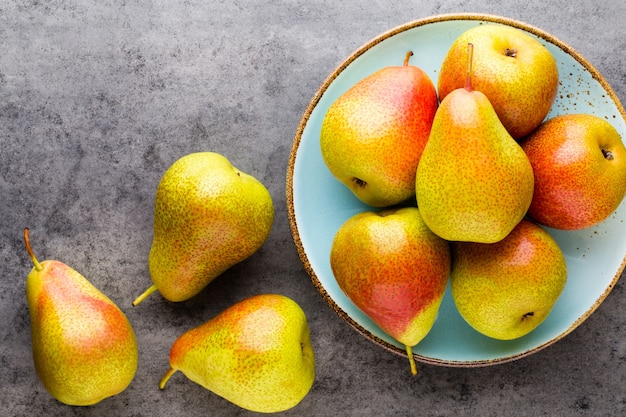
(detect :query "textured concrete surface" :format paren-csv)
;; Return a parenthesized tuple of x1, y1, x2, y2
(2, 1, 626, 416)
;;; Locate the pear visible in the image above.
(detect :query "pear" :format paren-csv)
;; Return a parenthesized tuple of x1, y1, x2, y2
(320, 51, 438, 207)
(450, 219, 567, 340)
(329, 207, 450, 375)
(438, 24, 559, 139)
(415, 43, 534, 243)
(24, 228, 138, 406)
(133, 152, 274, 305)
(159, 294, 315, 413)
(521, 114, 626, 230)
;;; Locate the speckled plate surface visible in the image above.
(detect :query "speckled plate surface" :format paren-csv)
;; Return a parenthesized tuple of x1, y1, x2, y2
(286, 13, 626, 366)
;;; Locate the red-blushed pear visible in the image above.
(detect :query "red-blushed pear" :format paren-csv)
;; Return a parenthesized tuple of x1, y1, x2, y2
(159, 294, 315, 413)
(320, 51, 438, 207)
(521, 113, 626, 230)
(24, 228, 138, 406)
(329, 207, 450, 375)
(438, 24, 558, 139)
(416, 43, 534, 243)
(450, 219, 567, 340)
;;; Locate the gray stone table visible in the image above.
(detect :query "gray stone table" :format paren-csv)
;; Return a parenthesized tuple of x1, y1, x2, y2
(2, 1, 625, 416)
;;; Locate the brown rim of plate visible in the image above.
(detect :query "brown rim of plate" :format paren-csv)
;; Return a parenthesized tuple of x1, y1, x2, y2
(285, 12, 626, 367)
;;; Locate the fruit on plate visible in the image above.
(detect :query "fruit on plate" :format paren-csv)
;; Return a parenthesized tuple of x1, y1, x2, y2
(23, 228, 138, 406)
(438, 24, 558, 139)
(416, 44, 534, 243)
(159, 294, 315, 413)
(450, 219, 567, 340)
(521, 114, 626, 230)
(320, 51, 438, 207)
(133, 152, 274, 305)
(329, 207, 450, 375)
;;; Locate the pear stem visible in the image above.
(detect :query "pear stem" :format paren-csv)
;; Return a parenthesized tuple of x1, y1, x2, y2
(23, 228, 43, 271)
(405, 345, 418, 376)
(403, 50, 413, 67)
(465, 42, 474, 92)
(159, 367, 177, 390)
(132, 284, 158, 306)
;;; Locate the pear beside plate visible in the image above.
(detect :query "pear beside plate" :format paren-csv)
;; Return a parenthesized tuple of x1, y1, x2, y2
(286, 13, 626, 366)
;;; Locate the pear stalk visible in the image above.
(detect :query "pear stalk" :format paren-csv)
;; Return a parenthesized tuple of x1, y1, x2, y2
(159, 367, 177, 389)
(24, 228, 43, 271)
(465, 43, 474, 91)
(405, 345, 418, 376)
(403, 50, 414, 66)
(132, 285, 158, 306)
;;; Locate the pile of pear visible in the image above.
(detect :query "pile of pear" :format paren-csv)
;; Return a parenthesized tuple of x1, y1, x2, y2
(321, 24, 626, 375)
(23, 152, 315, 413)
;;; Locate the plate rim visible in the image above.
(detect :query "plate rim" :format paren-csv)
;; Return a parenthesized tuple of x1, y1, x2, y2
(286, 12, 626, 367)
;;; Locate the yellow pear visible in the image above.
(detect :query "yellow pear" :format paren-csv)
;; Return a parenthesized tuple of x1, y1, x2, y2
(415, 44, 534, 243)
(133, 152, 274, 305)
(330, 207, 450, 375)
(320, 51, 438, 207)
(438, 24, 558, 139)
(159, 294, 315, 413)
(24, 228, 138, 406)
(450, 219, 567, 340)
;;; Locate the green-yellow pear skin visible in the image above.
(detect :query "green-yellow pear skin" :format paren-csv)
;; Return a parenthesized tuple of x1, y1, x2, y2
(450, 219, 567, 340)
(438, 24, 558, 139)
(320, 51, 438, 207)
(521, 114, 626, 230)
(159, 294, 315, 413)
(416, 44, 534, 243)
(329, 207, 450, 375)
(133, 152, 274, 305)
(24, 229, 138, 406)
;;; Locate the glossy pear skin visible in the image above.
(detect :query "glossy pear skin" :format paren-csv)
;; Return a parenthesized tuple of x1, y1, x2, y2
(451, 219, 567, 340)
(321, 53, 438, 207)
(160, 294, 315, 413)
(27, 260, 138, 406)
(147, 152, 274, 302)
(521, 114, 626, 230)
(438, 24, 558, 139)
(330, 207, 450, 359)
(415, 85, 534, 243)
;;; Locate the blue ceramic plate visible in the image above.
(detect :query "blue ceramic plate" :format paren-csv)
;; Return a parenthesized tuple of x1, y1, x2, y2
(286, 13, 626, 366)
